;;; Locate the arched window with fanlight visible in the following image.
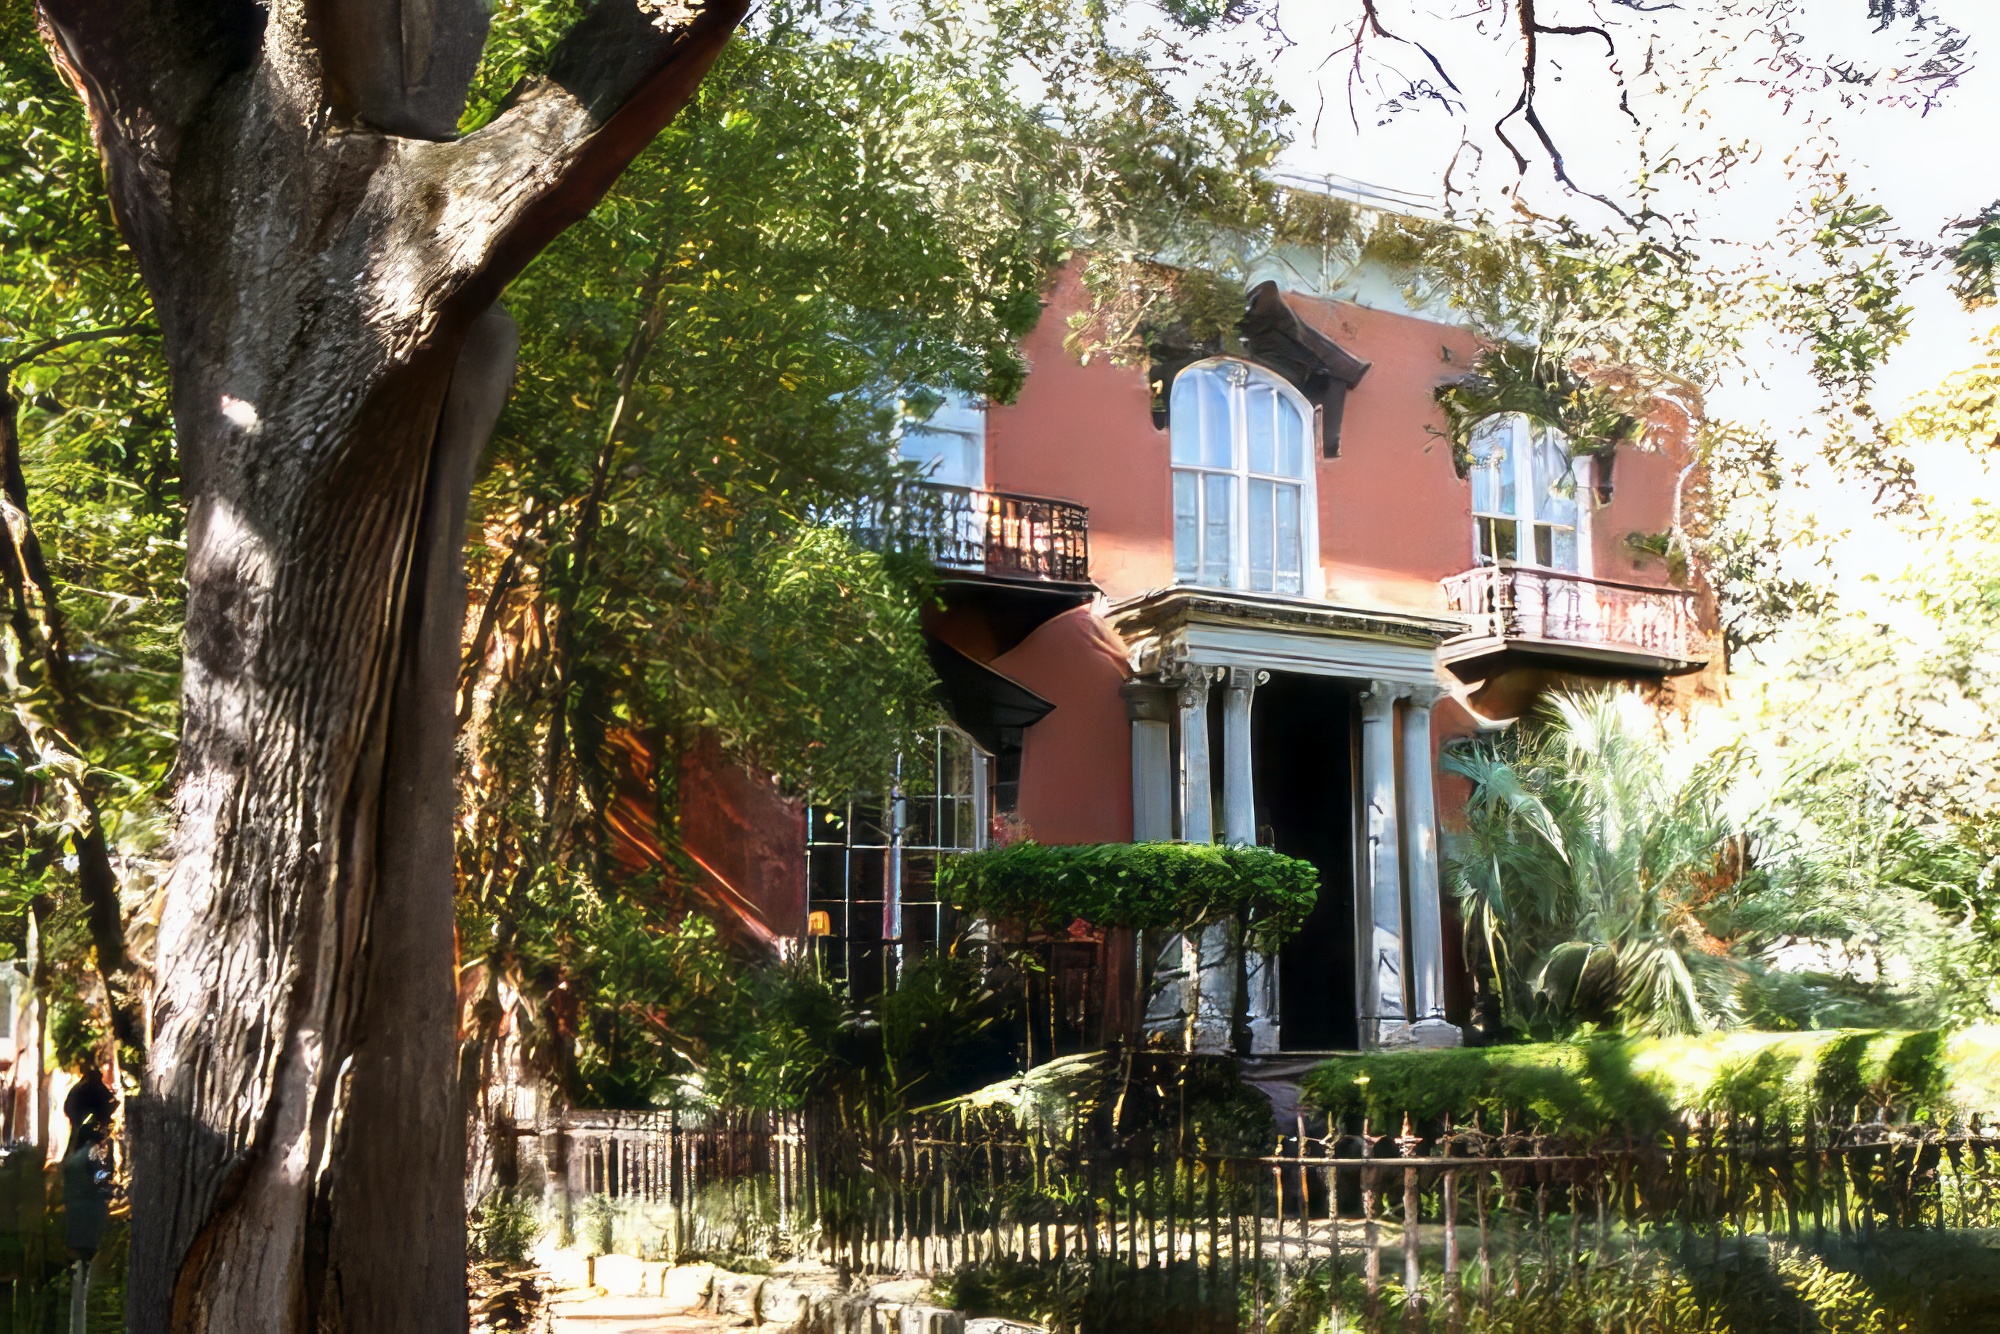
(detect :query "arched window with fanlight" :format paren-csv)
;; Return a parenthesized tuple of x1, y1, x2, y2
(1468, 413, 1587, 572)
(1170, 360, 1316, 595)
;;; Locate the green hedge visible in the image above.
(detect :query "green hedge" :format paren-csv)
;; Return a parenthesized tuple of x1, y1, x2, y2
(1302, 1027, 2000, 1134)
(937, 841, 1318, 953)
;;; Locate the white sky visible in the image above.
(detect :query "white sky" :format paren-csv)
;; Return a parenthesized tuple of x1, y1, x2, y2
(1221, 0, 2000, 593)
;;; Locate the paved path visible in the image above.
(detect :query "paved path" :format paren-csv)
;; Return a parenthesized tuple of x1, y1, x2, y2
(546, 1293, 741, 1332)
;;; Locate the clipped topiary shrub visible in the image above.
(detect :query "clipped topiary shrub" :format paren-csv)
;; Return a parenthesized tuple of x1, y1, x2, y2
(938, 840, 1317, 952)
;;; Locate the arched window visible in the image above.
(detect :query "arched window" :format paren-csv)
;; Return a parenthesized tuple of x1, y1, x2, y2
(1170, 360, 1315, 595)
(1468, 413, 1582, 572)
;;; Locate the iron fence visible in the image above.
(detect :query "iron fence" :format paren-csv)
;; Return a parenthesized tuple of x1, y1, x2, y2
(521, 1096, 2000, 1330)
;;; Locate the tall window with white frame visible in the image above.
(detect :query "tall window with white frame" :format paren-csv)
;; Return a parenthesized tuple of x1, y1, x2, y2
(1468, 413, 1584, 572)
(1171, 360, 1315, 595)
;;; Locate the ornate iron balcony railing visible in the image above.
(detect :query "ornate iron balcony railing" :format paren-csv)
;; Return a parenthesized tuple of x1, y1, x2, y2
(854, 483, 1091, 585)
(1441, 563, 1712, 666)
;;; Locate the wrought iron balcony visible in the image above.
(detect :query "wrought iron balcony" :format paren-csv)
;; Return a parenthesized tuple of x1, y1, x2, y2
(854, 482, 1091, 586)
(1440, 564, 1712, 674)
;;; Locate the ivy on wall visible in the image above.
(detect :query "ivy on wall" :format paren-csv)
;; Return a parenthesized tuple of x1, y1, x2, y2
(1434, 342, 1645, 476)
(938, 841, 1319, 953)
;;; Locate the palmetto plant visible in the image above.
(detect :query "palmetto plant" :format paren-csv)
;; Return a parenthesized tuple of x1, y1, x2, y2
(1444, 691, 1759, 1037)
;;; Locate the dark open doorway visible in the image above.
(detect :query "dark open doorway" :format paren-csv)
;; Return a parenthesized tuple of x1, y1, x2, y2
(1253, 672, 1359, 1051)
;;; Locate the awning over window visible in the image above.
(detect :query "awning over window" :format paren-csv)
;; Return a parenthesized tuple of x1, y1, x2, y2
(924, 634, 1055, 755)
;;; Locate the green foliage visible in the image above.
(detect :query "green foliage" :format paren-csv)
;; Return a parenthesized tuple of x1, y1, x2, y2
(47, 987, 104, 1073)
(1781, 192, 1912, 400)
(453, 1, 1291, 1105)
(1947, 202, 2000, 312)
(1724, 502, 2000, 1024)
(1444, 692, 1765, 1037)
(939, 841, 1318, 953)
(0, 0, 178, 1042)
(1445, 688, 1995, 1041)
(1261, 1242, 1918, 1334)
(1434, 342, 1644, 473)
(469, 1191, 541, 1265)
(1303, 1028, 2000, 1133)
(929, 1256, 1093, 1333)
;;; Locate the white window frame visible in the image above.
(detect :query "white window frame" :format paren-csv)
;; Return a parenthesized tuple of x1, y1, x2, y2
(1468, 413, 1591, 576)
(1170, 358, 1321, 597)
(897, 390, 986, 490)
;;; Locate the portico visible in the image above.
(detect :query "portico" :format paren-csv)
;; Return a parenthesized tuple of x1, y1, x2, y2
(1112, 589, 1467, 1052)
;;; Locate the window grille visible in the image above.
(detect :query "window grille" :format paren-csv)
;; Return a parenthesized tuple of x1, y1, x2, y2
(1469, 413, 1582, 571)
(805, 728, 988, 995)
(1171, 360, 1314, 595)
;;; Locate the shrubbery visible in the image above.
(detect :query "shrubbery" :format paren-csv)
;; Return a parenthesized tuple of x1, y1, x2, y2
(1302, 1028, 2000, 1133)
(939, 840, 1318, 952)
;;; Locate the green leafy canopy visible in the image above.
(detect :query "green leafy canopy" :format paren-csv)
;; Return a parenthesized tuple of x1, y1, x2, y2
(939, 841, 1318, 954)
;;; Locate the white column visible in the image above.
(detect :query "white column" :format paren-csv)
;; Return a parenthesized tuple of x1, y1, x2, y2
(1402, 687, 1462, 1048)
(1143, 666, 1217, 1049)
(1220, 667, 1258, 845)
(1176, 668, 1214, 844)
(1122, 680, 1175, 843)
(1176, 667, 1235, 1053)
(970, 749, 991, 848)
(1357, 682, 1409, 1047)
(1223, 668, 1280, 1053)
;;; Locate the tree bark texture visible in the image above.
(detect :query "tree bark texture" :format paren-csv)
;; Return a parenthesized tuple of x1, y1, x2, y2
(32, 1, 749, 1328)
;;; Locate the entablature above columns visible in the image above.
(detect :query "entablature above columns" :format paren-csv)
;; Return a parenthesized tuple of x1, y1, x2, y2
(1111, 588, 1460, 689)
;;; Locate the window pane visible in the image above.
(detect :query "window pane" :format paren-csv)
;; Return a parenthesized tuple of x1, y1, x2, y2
(1171, 366, 1233, 468)
(1480, 517, 1518, 562)
(1248, 478, 1274, 591)
(1203, 473, 1234, 587)
(1275, 484, 1302, 594)
(1246, 379, 1277, 475)
(1173, 470, 1199, 580)
(1545, 524, 1578, 572)
(1469, 417, 1514, 516)
(1200, 371, 1233, 467)
(1276, 393, 1308, 477)
(1531, 422, 1577, 525)
(1170, 372, 1199, 465)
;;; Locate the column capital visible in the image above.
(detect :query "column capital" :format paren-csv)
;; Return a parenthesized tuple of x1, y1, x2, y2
(1359, 679, 1403, 720)
(1403, 682, 1448, 711)
(1168, 661, 1216, 711)
(1224, 665, 1266, 693)
(1120, 677, 1176, 724)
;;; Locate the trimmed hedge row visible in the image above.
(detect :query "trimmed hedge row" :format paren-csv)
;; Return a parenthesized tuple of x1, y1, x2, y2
(937, 840, 1318, 953)
(1303, 1028, 2000, 1134)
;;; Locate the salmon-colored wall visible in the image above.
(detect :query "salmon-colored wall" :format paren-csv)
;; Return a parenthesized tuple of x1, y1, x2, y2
(1287, 296, 1481, 610)
(987, 606, 1134, 846)
(986, 268, 1175, 601)
(989, 264, 1701, 613)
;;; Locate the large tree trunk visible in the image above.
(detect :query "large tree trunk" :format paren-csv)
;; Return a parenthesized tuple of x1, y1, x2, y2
(34, 1, 749, 1328)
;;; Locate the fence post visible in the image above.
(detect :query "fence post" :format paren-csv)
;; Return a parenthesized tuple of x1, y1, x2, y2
(1441, 1114, 1461, 1332)
(1361, 1116, 1381, 1312)
(544, 1119, 573, 1248)
(1400, 1113, 1422, 1317)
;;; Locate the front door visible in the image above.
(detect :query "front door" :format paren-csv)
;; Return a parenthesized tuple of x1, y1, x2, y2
(1253, 672, 1361, 1051)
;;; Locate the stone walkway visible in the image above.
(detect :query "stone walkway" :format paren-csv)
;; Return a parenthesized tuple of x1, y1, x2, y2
(546, 1293, 740, 1332)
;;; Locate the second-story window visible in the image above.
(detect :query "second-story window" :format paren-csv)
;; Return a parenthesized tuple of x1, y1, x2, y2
(899, 390, 985, 490)
(1469, 413, 1581, 571)
(1171, 360, 1313, 595)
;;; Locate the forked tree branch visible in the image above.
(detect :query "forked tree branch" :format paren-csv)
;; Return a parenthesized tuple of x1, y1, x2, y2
(423, 0, 751, 324)
(35, 1, 258, 270)
(1495, 0, 1638, 221)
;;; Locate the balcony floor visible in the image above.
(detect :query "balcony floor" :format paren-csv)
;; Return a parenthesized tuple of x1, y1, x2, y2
(1439, 630, 1710, 677)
